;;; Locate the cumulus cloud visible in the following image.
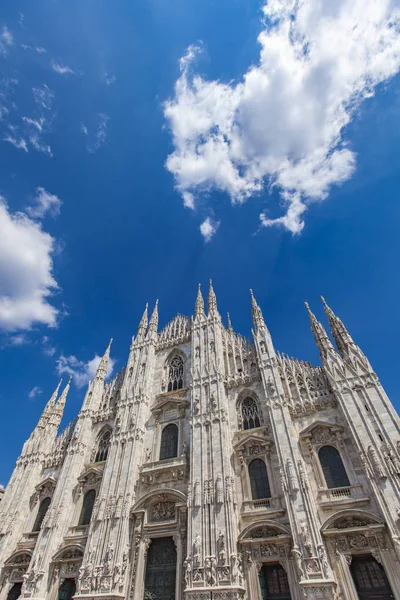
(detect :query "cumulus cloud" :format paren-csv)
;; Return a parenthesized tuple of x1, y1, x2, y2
(0, 26, 13, 55)
(51, 61, 75, 76)
(164, 0, 400, 234)
(200, 217, 219, 241)
(28, 386, 42, 399)
(0, 197, 59, 331)
(26, 187, 62, 219)
(56, 352, 115, 388)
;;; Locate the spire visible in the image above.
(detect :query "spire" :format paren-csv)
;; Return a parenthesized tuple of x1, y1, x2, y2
(96, 338, 112, 380)
(208, 279, 219, 317)
(305, 302, 336, 360)
(148, 300, 159, 335)
(250, 289, 265, 332)
(194, 284, 205, 319)
(137, 303, 149, 338)
(56, 376, 72, 412)
(321, 296, 355, 356)
(227, 312, 233, 333)
(48, 378, 62, 408)
(33, 379, 62, 434)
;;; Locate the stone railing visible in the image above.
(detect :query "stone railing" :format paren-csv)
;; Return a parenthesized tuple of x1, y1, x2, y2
(317, 484, 368, 506)
(140, 455, 188, 486)
(241, 496, 284, 515)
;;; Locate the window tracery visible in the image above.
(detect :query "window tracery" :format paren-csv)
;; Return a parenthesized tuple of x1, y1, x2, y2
(237, 395, 262, 430)
(167, 355, 184, 392)
(94, 429, 111, 463)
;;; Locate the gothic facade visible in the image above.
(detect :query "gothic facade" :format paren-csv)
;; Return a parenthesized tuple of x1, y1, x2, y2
(1, 283, 400, 600)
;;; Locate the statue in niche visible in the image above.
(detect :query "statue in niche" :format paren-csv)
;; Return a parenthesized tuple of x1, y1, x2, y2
(217, 531, 226, 565)
(193, 533, 201, 566)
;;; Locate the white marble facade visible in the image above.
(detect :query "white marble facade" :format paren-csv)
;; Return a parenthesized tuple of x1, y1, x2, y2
(1, 284, 400, 600)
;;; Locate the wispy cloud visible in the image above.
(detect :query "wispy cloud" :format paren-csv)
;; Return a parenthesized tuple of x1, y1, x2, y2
(0, 196, 59, 331)
(26, 187, 62, 219)
(0, 26, 13, 56)
(42, 335, 56, 356)
(165, 0, 400, 235)
(56, 352, 115, 388)
(28, 386, 42, 399)
(102, 72, 116, 85)
(3, 134, 28, 152)
(85, 113, 109, 152)
(51, 61, 75, 76)
(81, 123, 88, 135)
(200, 217, 219, 242)
(32, 84, 54, 110)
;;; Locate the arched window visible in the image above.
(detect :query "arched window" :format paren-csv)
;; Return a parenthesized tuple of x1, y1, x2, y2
(167, 355, 184, 392)
(319, 445, 350, 489)
(32, 497, 51, 532)
(79, 489, 96, 526)
(249, 459, 271, 500)
(95, 430, 111, 463)
(241, 397, 261, 430)
(7, 583, 22, 600)
(159, 424, 179, 461)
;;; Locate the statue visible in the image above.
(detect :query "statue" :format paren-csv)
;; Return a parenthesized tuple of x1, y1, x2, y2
(193, 533, 201, 566)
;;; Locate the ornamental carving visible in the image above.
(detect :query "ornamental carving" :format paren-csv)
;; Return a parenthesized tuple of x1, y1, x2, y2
(333, 517, 371, 529)
(251, 527, 281, 538)
(149, 501, 175, 522)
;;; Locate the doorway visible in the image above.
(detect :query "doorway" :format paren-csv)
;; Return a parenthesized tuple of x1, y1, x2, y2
(259, 563, 292, 600)
(57, 578, 76, 600)
(6, 583, 22, 600)
(350, 556, 394, 600)
(143, 537, 176, 600)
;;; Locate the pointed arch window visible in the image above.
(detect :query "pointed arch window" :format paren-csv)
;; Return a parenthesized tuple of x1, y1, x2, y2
(95, 429, 111, 463)
(159, 423, 179, 460)
(241, 397, 261, 430)
(33, 496, 51, 532)
(249, 458, 271, 500)
(318, 445, 350, 489)
(79, 489, 96, 526)
(167, 355, 184, 392)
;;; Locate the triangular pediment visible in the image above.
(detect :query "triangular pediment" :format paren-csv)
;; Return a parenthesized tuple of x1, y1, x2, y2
(78, 465, 104, 484)
(152, 392, 189, 414)
(35, 476, 57, 493)
(299, 420, 343, 438)
(233, 430, 270, 452)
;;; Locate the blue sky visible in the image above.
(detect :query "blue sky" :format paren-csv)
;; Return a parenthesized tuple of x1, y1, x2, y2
(1, 0, 400, 484)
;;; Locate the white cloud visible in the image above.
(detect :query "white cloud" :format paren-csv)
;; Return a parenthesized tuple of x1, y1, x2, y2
(32, 84, 54, 110)
(200, 217, 219, 242)
(26, 187, 62, 219)
(56, 353, 115, 388)
(9, 333, 28, 345)
(164, 0, 400, 234)
(0, 26, 13, 55)
(94, 113, 108, 150)
(102, 72, 116, 85)
(0, 197, 59, 331)
(42, 335, 56, 356)
(36, 47, 46, 54)
(51, 61, 75, 76)
(28, 386, 42, 399)
(81, 123, 88, 135)
(3, 134, 28, 152)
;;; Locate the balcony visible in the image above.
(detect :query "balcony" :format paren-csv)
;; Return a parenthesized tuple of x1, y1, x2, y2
(16, 531, 39, 551)
(241, 496, 285, 518)
(64, 524, 90, 545)
(317, 484, 369, 508)
(140, 456, 188, 486)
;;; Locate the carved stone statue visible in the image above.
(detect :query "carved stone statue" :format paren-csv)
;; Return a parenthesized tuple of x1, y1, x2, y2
(193, 533, 201, 566)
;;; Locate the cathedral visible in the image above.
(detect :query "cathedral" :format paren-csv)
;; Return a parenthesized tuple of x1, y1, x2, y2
(1, 282, 400, 600)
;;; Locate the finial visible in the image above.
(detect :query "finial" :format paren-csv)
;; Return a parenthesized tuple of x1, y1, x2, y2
(195, 283, 205, 319)
(208, 279, 218, 316)
(227, 312, 233, 333)
(57, 376, 72, 410)
(137, 303, 149, 336)
(96, 338, 113, 379)
(149, 300, 159, 334)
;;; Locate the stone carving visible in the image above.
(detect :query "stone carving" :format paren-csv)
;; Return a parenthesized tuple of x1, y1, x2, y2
(369, 446, 386, 479)
(291, 546, 304, 579)
(317, 544, 330, 578)
(193, 533, 201, 567)
(184, 558, 192, 588)
(300, 520, 313, 556)
(215, 475, 223, 504)
(286, 458, 298, 492)
(149, 501, 175, 522)
(217, 531, 226, 565)
(204, 479, 213, 504)
(193, 480, 201, 507)
(251, 527, 281, 538)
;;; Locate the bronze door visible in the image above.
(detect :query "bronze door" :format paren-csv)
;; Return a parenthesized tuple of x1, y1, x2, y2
(144, 537, 176, 600)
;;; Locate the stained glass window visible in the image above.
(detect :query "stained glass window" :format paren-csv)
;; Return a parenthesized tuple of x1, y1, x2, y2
(318, 445, 350, 489)
(159, 424, 178, 460)
(33, 497, 51, 532)
(249, 459, 271, 500)
(259, 564, 291, 600)
(167, 355, 184, 392)
(79, 489, 96, 526)
(242, 397, 261, 430)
